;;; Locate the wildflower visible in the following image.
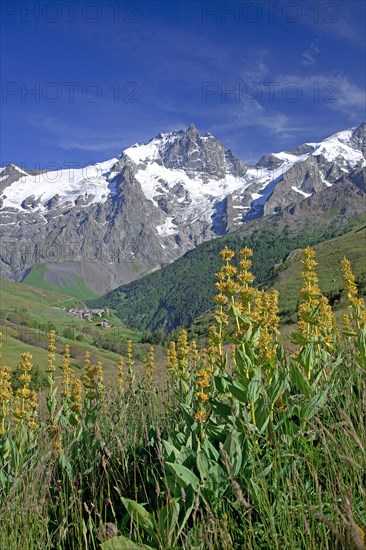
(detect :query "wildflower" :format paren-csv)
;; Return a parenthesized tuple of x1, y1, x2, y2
(220, 246, 235, 262)
(144, 346, 155, 390)
(46, 330, 59, 426)
(196, 391, 209, 401)
(237, 247, 256, 317)
(117, 356, 124, 396)
(70, 378, 82, 416)
(0, 365, 13, 435)
(195, 409, 208, 424)
(96, 361, 106, 407)
(126, 339, 135, 389)
(50, 423, 63, 458)
(61, 344, 72, 402)
(295, 247, 336, 380)
(166, 341, 179, 384)
(13, 352, 38, 429)
(195, 366, 211, 428)
(252, 290, 280, 370)
(46, 330, 56, 373)
(83, 352, 99, 402)
(297, 247, 334, 343)
(177, 330, 189, 379)
(341, 258, 358, 306)
(341, 257, 366, 329)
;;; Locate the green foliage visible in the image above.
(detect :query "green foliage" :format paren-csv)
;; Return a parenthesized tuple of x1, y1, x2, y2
(89, 216, 365, 332)
(1, 247, 365, 549)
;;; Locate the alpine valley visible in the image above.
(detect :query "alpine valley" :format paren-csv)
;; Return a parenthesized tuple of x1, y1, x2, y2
(0, 121, 365, 312)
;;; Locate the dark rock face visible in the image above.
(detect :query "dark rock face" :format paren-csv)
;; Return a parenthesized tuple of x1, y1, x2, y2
(285, 143, 316, 156)
(350, 122, 366, 155)
(0, 122, 365, 294)
(256, 153, 284, 170)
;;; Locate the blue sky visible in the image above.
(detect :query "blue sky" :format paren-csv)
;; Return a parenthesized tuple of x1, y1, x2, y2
(1, 0, 365, 169)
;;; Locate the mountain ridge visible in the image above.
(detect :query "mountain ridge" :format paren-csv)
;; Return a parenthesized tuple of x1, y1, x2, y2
(0, 121, 365, 295)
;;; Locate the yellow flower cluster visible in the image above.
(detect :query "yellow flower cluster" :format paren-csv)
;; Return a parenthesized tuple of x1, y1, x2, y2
(195, 367, 211, 424)
(0, 366, 13, 435)
(13, 352, 38, 429)
(70, 378, 82, 415)
(144, 346, 155, 389)
(61, 344, 72, 401)
(166, 341, 178, 372)
(96, 361, 105, 408)
(252, 290, 280, 366)
(47, 329, 56, 373)
(83, 351, 99, 401)
(0, 332, 13, 435)
(126, 339, 135, 388)
(50, 422, 62, 458)
(297, 247, 335, 347)
(117, 355, 124, 396)
(177, 330, 189, 379)
(341, 257, 366, 329)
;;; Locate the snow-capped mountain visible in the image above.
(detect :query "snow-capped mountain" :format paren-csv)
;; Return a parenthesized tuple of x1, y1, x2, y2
(0, 122, 365, 294)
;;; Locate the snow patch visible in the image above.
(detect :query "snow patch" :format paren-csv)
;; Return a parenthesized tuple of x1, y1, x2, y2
(291, 186, 312, 198)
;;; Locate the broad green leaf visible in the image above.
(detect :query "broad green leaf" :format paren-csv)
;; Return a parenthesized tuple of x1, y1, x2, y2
(290, 331, 309, 346)
(202, 438, 220, 461)
(196, 451, 211, 484)
(235, 348, 252, 372)
(165, 462, 200, 490)
(210, 398, 232, 420)
(157, 498, 179, 546)
(289, 361, 311, 396)
(267, 371, 288, 405)
(161, 440, 183, 463)
(222, 431, 242, 477)
(101, 535, 156, 549)
(228, 380, 248, 403)
(247, 368, 262, 404)
(255, 396, 270, 433)
(120, 498, 157, 542)
(300, 389, 328, 421)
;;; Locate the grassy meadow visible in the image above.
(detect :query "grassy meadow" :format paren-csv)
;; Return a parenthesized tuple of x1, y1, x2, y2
(0, 245, 365, 549)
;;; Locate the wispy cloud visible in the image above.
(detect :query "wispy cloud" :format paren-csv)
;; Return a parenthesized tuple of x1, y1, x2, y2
(241, 50, 270, 82)
(279, 72, 365, 118)
(301, 41, 321, 66)
(27, 116, 138, 154)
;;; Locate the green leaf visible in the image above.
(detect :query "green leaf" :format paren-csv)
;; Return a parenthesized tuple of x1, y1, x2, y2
(289, 361, 311, 396)
(222, 431, 243, 477)
(202, 438, 220, 461)
(247, 368, 262, 404)
(196, 451, 211, 484)
(228, 380, 248, 403)
(101, 535, 156, 549)
(165, 462, 200, 491)
(267, 371, 288, 406)
(210, 398, 232, 420)
(213, 374, 229, 394)
(290, 331, 309, 346)
(161, 440, 183, 463)
(157, 498, 179, 546)
(120, 498, 157, 543)
(300, 389, 328, 421)
(235, 348, 252, 373)
(255, 396, 270, 433)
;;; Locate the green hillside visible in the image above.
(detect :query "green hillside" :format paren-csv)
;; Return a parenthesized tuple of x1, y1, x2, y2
(89, 214, 366, 332)
(269, 224, 366, 321)
(23, 263, 97, 301)
(189, 224, 366, 339)
(0, 277, 150, 380)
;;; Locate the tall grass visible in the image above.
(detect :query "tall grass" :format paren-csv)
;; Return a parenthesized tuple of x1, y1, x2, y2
(0, 246, 365, 549)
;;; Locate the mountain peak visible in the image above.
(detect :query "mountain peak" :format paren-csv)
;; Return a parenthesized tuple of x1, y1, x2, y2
(186, 122, 199, 135)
